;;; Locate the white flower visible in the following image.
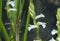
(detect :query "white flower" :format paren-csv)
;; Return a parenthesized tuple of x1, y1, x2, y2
(51, 29, 58, 35)
(5, 22, 10, 25)
(8, 8, 17, 12)
(35, 13, 45, 20)
(8, 1, 15, 7)
(28, 24, 38, 31)
(57, 37, 60, 41)
(49, 37, 55, 41)
(37, 22, 47, 28)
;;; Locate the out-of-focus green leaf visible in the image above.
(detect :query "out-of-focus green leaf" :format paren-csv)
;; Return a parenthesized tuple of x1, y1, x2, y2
(0, 0, 2, 41)
(0, 0, 10, 41)
(0, 20, 10, 41)
(56, 8, 60, 41)
(0, 0, 2, 19)
(20, 0, 24, 16)
(0, 37, 2, 41)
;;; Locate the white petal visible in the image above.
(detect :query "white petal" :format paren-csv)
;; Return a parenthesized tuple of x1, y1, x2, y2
(35, 13, 45, 19)
(51, 29, 58, 35)
(28, 27, 33, 31)
(9, 1, 15, 7)
(37, 22, 47, 28)
(49, 37, 55, 41)
(42, 24, 46, 28)
(28, 24, 37, 31)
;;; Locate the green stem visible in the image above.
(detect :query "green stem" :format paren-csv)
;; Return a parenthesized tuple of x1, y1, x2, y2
(23, 10, 31, 41)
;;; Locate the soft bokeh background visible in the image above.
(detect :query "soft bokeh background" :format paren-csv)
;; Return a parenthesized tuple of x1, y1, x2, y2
(0, 0, 60, 41)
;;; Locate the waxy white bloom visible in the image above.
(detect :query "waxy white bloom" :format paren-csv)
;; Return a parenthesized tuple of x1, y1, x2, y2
(35, 13, 45, 20)
(8, 1, 15, 8)
(28, 24, 38, 31)
(51, 29, 58, 35)
(8, 8, 17, 12)
(37, 22, 47, 28)
(49, 37, 55, 41)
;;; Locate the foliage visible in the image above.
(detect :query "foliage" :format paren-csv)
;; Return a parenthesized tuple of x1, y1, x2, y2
(56, 8, 60, 41)
(0, 0, 60, 41)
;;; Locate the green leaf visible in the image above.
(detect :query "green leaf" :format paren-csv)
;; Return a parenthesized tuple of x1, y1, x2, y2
(0, 20, 10, 41)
